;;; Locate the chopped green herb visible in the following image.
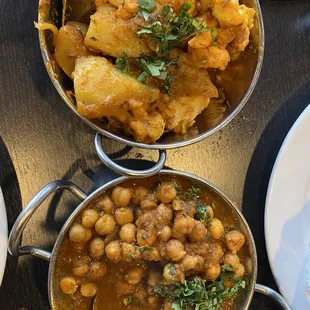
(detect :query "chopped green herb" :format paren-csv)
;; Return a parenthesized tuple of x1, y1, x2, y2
(139, 246, 153, 252)
(154, 276, 246, 310)
(142, 231, 149, 239)
(211, 28, 218, 45)
(123, 296, 132, 305)
(168, 263, 176, 276)
(136, 57, 167, 79)
(115, 52, 131, 74)
(137, 3, 208, 57)
(221, 264, 234, 272)
(137, 0, 155, 20)
(135, 55, 177, 93)
(173, 182, 201, 199)
(195, 203, 208, 222)
(135, 3, 208, 93)
(205, 230, 212, 241)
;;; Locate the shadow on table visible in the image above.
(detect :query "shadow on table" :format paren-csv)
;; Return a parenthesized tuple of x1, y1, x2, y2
(0, 136, 38, 308)
(45, 154, 154, 232)
(243, 83, 310, 309)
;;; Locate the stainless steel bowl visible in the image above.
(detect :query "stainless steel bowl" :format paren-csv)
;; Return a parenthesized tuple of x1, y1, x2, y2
(8, 170, 289, 310)
(36, 0, 265, 176)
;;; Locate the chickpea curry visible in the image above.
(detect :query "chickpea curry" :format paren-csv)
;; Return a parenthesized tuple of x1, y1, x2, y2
(55, 177, 250, 310)
(37, 0, 256, 143)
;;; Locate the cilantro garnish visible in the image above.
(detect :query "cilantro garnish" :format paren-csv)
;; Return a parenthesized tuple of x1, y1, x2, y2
(115, 52, 131, 74)
(154, 276, 246, 310)
(195, 203, 210, 223)
(173, 182, 201, 199)
(137, 0, 156, 20)
(115, 3, 208, 93)
(137, 3, 208, 57)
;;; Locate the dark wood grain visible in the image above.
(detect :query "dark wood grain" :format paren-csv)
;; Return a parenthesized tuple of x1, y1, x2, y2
(1, 0, 310, 309)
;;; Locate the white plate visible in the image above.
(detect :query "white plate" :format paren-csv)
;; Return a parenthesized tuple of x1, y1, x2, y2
(265, 104, 310, 309)
(0, 187, 7, 286)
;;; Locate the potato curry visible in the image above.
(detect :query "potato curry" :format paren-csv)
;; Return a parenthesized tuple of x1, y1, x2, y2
(37, 0, 256, 143)
(55, 177, 249, 309)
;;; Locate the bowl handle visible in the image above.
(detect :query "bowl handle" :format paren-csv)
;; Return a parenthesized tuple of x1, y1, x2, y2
(8, 180, 87, 262)
(94, 133, 167, 177)
(255, 284, 291, 309)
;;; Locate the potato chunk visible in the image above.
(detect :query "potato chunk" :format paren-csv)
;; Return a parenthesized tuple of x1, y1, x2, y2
(157, 96, 209, 133)
(74, 56, 159, 119)
(74, 56, 164, 142)
(55, 22, 90, 78)
(84, 4, 151, 57)
(212, 0, 245, 28)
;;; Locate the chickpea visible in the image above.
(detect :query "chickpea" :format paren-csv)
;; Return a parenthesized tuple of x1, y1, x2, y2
(72, 256, 90, 276)
(97, 195, 115, 214)
(171, 228, 186, 242)
(173, 214, 196, 235)
(121, 242, 141, 261)
(158, 226, 172, 242)
(131, 186, 148, 203)
(114, 281, 137, 296)
(223, 252, 240, 271)
(95, 214, 115, 235)
(80, 282, 97, 297)
(156, 203, 173, 225)
(137, 228, 156, 246)
(135, 211, 155, 229)
(166, 239, 186, 262)
(133, 284, 148, 302)
(105, 240, 121, 262)
(125, 267, 144, 284)
(72, 265, 89, 277)
(209, 218, 224, 240)
(188, 221, 207, 242)
(148, 295, 161, 306)
(89, 261, 107, 280)
(172, 199, 186, 211)
(124, 0, 139, 13)
(205, 264, 221, 281)
(186, 201, 196, 217)
(84, 229, 92, 242)
(156, 184, 177, 203)
(60, 277, 78, 294)
(147, 270, 161, 287)
(89, 237, 105, 259)
(69, 223, 86, 243)
(111, 186, 132, 207)
(225, 230, 245, 254)
(181, 255, 198, 271)
(205, 205, 214, 222)
(81, 209, 99, 228)
(141, 247, 160, 261)
(211, 243, 224, 264)
(234, 263, 245, 278)
(140, 194, 158, 209)
(163, 263, 184, 283)
(224, 278, 236, 288)
(194, 255, 205, 272)
(120, 223, 136, 243)
(115, 207, 134, 226)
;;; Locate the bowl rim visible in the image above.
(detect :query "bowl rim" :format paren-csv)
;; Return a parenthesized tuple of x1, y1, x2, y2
(37, 0, 265, 150)
(48, 169, 258, 310)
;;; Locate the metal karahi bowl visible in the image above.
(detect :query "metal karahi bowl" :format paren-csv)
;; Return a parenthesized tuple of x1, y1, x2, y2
(36, 0, 265, 176)
(8, 170, 289, 310)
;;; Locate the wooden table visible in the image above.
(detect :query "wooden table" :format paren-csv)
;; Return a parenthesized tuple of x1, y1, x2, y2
(0, 0, 310, 309)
